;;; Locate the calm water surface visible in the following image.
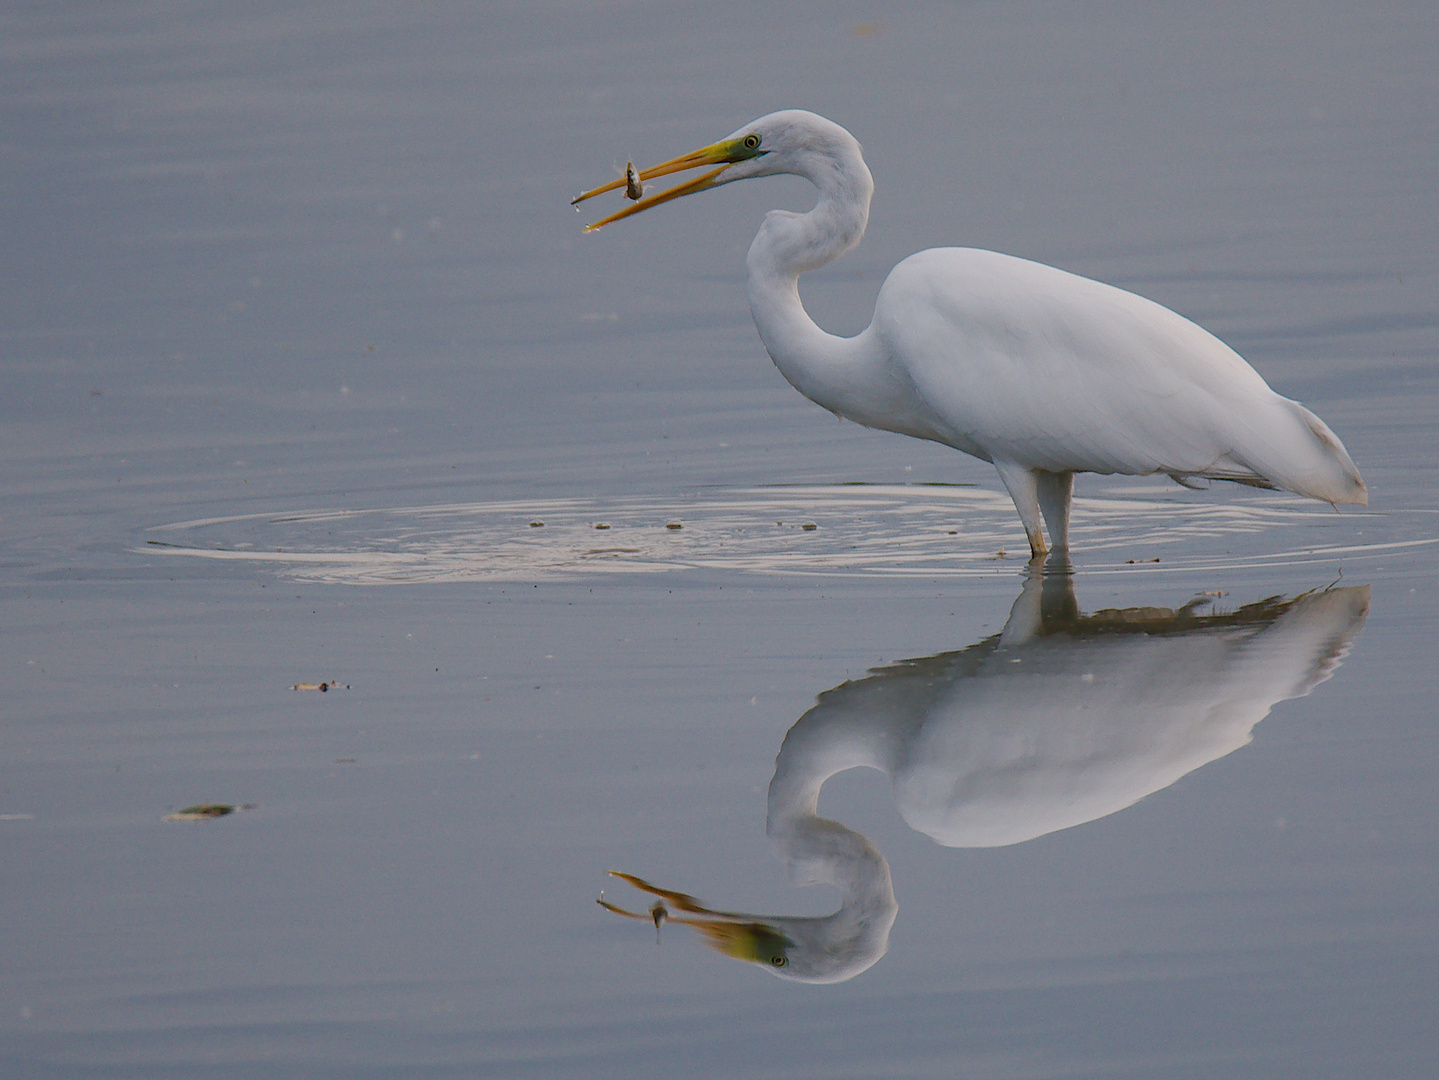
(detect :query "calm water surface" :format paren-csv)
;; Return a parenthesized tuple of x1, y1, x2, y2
(3, 2, 1437, 1077)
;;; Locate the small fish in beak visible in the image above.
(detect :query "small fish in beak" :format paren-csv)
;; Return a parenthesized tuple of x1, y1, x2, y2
(624, 162, 645, 201)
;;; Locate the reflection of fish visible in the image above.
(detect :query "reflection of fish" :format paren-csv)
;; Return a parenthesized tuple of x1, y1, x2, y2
(603, 565, 1370, 982)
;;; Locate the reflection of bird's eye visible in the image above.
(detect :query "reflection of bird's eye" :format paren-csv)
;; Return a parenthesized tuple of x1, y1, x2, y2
(770, 955, 787, 967)
(743, 133, 761, 150)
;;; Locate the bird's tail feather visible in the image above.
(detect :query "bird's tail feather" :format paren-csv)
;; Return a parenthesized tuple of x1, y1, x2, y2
(1173, 399, 1366, 506)
(1229, 398, 1367, 505)
(1280, 400, 1368, 505)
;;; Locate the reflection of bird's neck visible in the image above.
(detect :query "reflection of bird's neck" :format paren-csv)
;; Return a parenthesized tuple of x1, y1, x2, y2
(767, 711, 897, 949)
(769, 700, 895, 821)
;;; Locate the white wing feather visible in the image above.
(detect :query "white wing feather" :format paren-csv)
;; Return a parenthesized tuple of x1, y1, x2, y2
(872, 248, 1364, 502)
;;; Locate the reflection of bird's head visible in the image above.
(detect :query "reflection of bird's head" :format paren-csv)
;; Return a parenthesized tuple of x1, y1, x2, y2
(598, 866, 891, 983)
(685, 917, 792, 971)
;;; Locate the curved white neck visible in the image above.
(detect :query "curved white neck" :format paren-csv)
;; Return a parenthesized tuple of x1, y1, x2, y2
(744, 157, 934, 439)
(743, 147, 881, 402)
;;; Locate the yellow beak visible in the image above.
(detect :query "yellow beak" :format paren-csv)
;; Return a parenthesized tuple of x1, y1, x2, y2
(572, 136, 758, 231)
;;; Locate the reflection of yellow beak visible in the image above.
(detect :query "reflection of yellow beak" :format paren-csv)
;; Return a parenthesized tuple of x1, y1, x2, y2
(571, 136, 756, 231)
(597, 870, 792, 969)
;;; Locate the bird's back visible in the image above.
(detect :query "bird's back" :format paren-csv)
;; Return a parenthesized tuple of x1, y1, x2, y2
(869, 247, 1366, 503)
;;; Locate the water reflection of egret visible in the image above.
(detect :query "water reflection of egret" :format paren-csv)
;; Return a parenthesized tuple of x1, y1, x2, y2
(574, 111, 1367, 558)
(602, 567, 1369, 982)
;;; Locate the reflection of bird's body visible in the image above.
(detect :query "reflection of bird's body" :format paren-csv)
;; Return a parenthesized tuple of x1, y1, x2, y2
(770, 572, 1371, 849)
(575, 110, 1367, 557)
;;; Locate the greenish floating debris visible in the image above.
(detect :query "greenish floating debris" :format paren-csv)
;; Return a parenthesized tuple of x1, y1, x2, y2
(665, 522, 683, 530)
(593, 523, 611, 529)
(529, 521, 544, 528)
(801, 523, 817, 531)
(165, 804, 235, 821)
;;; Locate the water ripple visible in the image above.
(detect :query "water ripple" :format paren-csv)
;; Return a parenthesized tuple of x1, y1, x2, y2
(137, 484, 1429, 584)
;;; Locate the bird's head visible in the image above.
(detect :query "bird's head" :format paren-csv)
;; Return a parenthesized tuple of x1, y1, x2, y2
(572, 110, 862, 231)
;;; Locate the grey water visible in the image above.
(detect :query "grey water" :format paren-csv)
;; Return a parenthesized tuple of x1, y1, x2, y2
(3, 2, 1437, 1077)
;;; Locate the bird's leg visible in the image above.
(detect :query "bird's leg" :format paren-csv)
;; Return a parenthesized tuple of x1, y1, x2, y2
(1035, 470, 1074, 551)
(993, 461, 1048, 559)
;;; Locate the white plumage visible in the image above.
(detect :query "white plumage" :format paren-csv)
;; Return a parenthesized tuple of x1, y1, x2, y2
(575, 110, 1366, 557)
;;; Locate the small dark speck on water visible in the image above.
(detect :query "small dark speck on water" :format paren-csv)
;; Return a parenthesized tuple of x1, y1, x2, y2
(666, 522, 683, 530)
(530, 521, 544, 528)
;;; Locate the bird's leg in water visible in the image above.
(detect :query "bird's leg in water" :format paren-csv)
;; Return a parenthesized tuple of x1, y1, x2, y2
(994, 461, 1049, 558)
(1036, 470, 1074, 551)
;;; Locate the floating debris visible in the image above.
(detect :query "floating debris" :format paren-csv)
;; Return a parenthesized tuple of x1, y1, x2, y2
(164, 803, 254, 822)
(1126, 557, 1162, 564)
(292, 680, 349, 692)
(665, 522, 683, 530)
(801, 523, 817, 531)
(529, 521, 544, 528)
(593, 523, 611, 530)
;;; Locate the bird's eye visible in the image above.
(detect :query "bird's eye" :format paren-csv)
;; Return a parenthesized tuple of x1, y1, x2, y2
(770, 954, 787, 967)
(743, 133, 761, 150)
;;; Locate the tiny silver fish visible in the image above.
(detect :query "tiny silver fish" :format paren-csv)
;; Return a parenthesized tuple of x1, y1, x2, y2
(624, 161, 645, 201)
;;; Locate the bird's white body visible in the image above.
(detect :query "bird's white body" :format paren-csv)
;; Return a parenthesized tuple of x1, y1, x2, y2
(578, 110, 1366, 555)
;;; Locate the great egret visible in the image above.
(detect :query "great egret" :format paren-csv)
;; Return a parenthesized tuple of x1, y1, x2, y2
(573, 111, 1367, 558)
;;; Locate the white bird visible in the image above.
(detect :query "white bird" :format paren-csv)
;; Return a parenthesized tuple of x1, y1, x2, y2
(573, 110, 1367, 558)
